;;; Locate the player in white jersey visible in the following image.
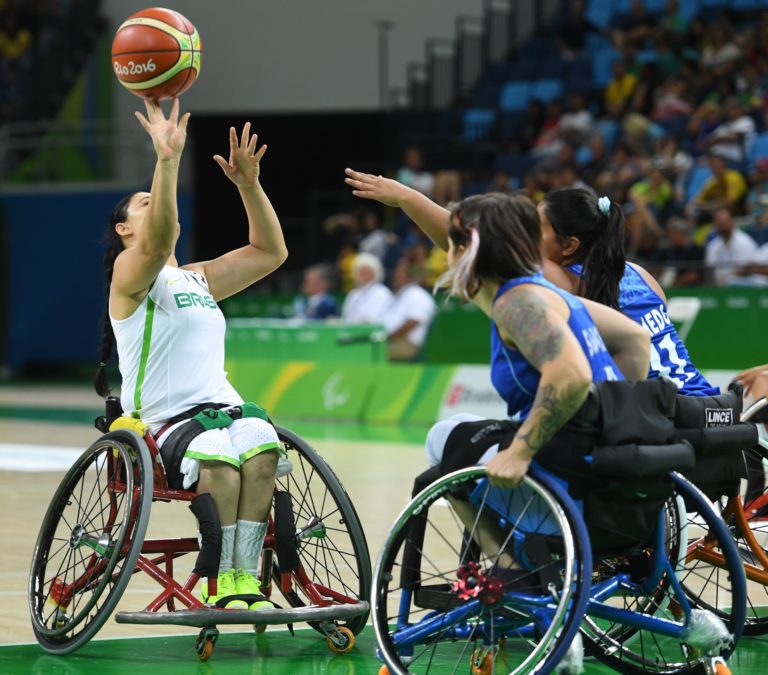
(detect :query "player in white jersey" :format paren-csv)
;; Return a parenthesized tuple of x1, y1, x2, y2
(93, 98, 289, 610)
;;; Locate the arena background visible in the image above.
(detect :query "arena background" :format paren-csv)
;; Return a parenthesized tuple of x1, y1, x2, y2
(2, 0, 768, 673)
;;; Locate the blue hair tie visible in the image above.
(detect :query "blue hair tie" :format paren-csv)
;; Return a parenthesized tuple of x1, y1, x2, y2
(597, 196, 611, 215)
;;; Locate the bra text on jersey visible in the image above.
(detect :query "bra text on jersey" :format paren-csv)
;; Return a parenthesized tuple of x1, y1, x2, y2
(173, 292, 217, 309)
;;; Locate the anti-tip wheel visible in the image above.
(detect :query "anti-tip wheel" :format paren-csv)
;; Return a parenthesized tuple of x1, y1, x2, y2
(327, 626, 355, 654)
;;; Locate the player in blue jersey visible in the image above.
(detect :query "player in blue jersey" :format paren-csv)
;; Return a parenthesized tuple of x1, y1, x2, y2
(538, 188, 718, 396)
(344, 169, 715, 397)
(412, 191, 649, 486)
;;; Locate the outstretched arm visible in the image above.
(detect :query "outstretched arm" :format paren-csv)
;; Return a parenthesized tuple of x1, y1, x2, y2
(112, 98, 189, 311)
(485, 287, 593, 488)
(186, 123, 288, 300)
(344, 168, 452, 250)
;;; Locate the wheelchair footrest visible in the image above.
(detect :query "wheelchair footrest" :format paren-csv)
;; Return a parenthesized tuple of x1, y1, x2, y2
(414, 585, 464, 611)
(114, 601, 370, 627)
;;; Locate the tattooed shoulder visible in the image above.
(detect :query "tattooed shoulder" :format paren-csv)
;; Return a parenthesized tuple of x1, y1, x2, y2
(492, 286, 564, 369)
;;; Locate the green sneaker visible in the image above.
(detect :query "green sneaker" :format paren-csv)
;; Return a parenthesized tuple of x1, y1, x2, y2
(233, 568, 273, 610)
(200, 569, 248, 609)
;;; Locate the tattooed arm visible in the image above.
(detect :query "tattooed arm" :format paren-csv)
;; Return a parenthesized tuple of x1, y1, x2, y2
(485, 286, 592, 488)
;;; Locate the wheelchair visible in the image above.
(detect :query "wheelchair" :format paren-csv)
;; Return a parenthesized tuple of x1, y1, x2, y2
(28, 398, 371, 660)
(372, 382, 749, 675)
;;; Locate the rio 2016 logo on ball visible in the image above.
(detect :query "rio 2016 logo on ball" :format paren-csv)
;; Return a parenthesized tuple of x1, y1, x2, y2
(111, 7, 202, 100)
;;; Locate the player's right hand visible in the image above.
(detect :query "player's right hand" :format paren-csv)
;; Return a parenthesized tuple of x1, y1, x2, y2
(135, 97, 190, 163)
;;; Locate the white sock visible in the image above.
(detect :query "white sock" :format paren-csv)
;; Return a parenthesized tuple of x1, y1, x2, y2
(219, 523, 236, 574)
(234, 519, 268, 575)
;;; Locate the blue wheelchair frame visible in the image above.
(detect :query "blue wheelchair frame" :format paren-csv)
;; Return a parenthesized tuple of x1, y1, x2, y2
(380, 464, 746, 673)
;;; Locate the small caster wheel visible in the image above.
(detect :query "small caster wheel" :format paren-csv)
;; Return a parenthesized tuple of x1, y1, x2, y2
(378, 665, 391, 675)
(52, 607, 69, 630)
(253, 623, 267, 634)
(195, 626, 219, 662)
(326, 625, 355, 654)
(471, 648, 493, 674)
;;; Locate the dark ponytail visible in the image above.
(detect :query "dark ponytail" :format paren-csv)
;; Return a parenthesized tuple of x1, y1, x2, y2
(94, 194, 133, 398)
(541, 188, 626, 309)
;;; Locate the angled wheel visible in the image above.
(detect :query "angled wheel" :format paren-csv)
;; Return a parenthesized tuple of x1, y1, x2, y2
(29, 430, 152, 654)
(272, 426, 371, 635)
(372, 465, 592, 675)
(582, 473, 746, 675)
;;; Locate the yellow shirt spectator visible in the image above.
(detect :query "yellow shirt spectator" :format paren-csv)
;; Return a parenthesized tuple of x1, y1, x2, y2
(696, 169, 747, 209)
(605, 71, 637, 113)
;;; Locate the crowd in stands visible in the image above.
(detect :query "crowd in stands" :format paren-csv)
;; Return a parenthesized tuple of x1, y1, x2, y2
(0, 0, 61, 123)
(307, 0, 768, 305)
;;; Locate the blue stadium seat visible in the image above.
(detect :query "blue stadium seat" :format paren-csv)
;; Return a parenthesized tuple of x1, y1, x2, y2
(596, 119, 621, 150)
(585, 0, 614, 28)
(678, 0, 701, 20)
(592, 47, 621, 87)
(463, 109, 497, 142)
(730, 0, 767, 10)
(644, 0, 669, 12)
(496, 153, 535, 179)
(685, 164, 713, 202)
(461, 179, 489, 198)
(499, 80, 531, 111)
(747, 132, 768, 169)
(530, 79, 564, 103)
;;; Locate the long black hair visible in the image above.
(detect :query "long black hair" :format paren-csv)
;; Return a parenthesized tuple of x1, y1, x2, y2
(541, 188, 625, 309)
(436, 192, 541, 300)
(93, 193, 134, 398)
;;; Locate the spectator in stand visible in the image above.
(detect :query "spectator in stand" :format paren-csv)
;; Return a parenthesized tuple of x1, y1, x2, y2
(651, 77, 693, 125)
(730, 241, 768, 287)
(605, 58, 638, 118)
(629, 165, 673, 219)
(578, 133, 610, 185)
(0, 9, 32, 67)
(294, 263, 340, 320)
(744, 159, 768, 245)
(614, 0, 656, 48)
(357, 208, 395, 263)
(396, 146, 435, 199)
(704, 208, 758, 286)
(687, 98, 725, 158)
(530, 100, 564, 159)
(595, 142, 646, 193)
(705, 96, 756, 167)
(655, 216, 705, 287)
(688, 153, 748, 221)
(340, 253, 393, 324)
(383, 256, 436, 361)
(625, 186, 664, 259)
(656, 0, 687, 42)
(555, 0, 600, 60)
(556, 91, 595, 146)
(700, 22, 743, 79)
(517, 99, 546, 152)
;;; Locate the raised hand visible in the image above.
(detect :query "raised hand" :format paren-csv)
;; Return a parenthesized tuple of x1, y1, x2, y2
(213, 122, 267, 188)
(134, 97, 190, 163)
(344, 168, 406, 207)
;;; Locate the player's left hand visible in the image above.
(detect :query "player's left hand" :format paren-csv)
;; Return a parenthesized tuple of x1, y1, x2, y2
(214, 122, 266, 187)
(484, 448, 531, 489)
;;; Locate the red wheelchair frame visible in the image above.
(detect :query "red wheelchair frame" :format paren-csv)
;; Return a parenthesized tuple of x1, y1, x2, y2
(29, 415, 371, 661)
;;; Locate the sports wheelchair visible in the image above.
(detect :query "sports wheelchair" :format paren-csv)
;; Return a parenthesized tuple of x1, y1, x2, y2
(28, 398, 371, 660)
(372, 380, 753, 675)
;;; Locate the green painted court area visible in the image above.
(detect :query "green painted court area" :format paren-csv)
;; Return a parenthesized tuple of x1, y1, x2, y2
(3, 628, 768, 674)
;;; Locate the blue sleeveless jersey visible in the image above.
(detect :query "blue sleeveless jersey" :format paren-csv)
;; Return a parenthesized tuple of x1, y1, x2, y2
(569, 263, 718, 396)
(491, 274, 623, 420)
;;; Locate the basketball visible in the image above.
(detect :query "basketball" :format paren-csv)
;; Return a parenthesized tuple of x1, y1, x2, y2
(111, 7, 202, 100)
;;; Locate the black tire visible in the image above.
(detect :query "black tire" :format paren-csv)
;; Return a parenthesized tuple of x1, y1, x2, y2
(582, 473, 747, 675)
(272, 426, 371, 635)
(372, 466, 592, 675)
(29, 430, 152, 654)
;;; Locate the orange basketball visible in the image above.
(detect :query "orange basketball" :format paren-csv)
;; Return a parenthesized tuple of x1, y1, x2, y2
(111, 7, 202, 100)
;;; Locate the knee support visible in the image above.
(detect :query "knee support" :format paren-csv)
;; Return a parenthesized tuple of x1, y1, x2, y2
(189, 493, 221, 578)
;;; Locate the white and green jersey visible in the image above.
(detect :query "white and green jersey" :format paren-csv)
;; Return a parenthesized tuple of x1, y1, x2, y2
(111, 265, 242, 424)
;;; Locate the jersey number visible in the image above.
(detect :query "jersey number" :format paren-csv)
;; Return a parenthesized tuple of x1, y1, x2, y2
(650, 334, 693, 388)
